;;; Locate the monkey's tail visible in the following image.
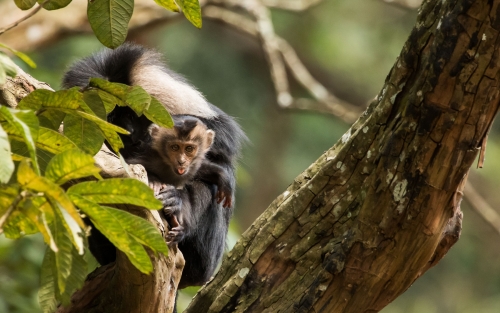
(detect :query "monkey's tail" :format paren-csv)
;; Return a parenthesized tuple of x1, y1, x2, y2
(61, 43, 149, 89)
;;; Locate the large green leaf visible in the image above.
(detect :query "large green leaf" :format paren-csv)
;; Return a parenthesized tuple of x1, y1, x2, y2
(82, 90, 107, 120)
(39, 249, 58, 313)
(39, 244, 87, 309)
(87, 0, 134, 48)
(59, 245, 87, 305)
(38, 109, 66, 131)
(0, 185, 19, 216)
(63, 114, 104, 155)
(10, 140, 54, 174)
(2, 200, 39, 239)
(67, 178, 162, 210)
(153, 0, 178, 11)
(94, 89, 120, 113)
(35, 127, 79, 154)
(0, 123, 14, 183)
(0, 106, 40, 175)
(45, 149, 100, 185)
(106, 206, 168, 256)
(90, 78, 151, 115)
(144, 96, 174, 129)
(18, 88, 84, 111)
(19, 196, 57, 251)
(37, 0, 72, 10)
(71, 196, 153, 273)
(177, 0, 202, 28)
(125, 85, 151, 114)
(49, 209, 74, 294)
(17, 160, 86, 230)
(13, 0, 36, 10)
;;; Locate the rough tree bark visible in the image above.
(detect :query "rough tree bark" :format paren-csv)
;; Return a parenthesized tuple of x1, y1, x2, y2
(184, 0, 500, 312)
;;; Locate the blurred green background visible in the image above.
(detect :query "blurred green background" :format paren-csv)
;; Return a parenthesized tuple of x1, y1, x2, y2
(2, 0, 500, 312)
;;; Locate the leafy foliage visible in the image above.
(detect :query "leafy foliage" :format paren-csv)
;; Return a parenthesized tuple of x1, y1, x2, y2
(1, 78, 171, 311)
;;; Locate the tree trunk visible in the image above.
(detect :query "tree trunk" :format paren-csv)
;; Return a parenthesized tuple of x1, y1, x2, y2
(185, 0, 500, 312)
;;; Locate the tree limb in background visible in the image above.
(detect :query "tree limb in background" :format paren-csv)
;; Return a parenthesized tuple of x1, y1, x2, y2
(464, 182, 500, 236)
(0, 4, 43, 35)
(261, 0, 323, 11)
(203, 5, 361, 123)
(1, 0, 360, 122)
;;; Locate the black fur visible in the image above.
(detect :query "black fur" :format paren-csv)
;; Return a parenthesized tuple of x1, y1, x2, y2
(62, 43, 245, 289)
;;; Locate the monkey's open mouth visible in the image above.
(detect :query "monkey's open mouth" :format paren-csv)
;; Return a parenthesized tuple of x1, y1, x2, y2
(177, 168, 186, 175)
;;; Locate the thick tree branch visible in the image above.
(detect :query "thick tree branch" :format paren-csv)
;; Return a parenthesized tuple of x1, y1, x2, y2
(186, 0, 500, 311)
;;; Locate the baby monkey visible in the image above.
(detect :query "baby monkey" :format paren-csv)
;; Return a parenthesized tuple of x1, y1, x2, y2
(147, 115, 233, 242)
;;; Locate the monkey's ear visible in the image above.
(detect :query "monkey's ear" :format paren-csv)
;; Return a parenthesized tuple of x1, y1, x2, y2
(148, 124, 160, 136)
(204, 130, 215, 151)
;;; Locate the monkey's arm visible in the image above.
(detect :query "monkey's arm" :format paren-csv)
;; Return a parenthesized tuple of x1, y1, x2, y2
(195, 161, 233, 208)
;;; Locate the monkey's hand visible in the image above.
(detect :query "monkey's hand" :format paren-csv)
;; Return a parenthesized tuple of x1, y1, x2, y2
(157, 185, 183, 216)
(166, 215, 185, 244)
(216, 185, 233, 209)
(149, 180, 166, 196)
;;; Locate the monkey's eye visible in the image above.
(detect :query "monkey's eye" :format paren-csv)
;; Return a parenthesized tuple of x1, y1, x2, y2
(171, 145, 180, 151)
(185, 146, 194, 153)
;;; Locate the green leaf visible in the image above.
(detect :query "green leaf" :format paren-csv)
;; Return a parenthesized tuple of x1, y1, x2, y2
(87, 0, 134, 48)
(39, 249, 58, 313)
(60, 246, 87, 305)
(153, 0, 179, 11)
(2, 206, 39, 239)
(9, 126, 78, 162)
(50, 209, 73, 294)
(13, 0, 37, 10)
(125, 85, 151, 114)
(0, 185, 19, 216)
(38, 109, 66, 130)
(0, 43, 36, 68)
(90, 78, 151, 115)
(95, 89, 120, 113)
(177, 0, 202, 28)
(36, 126, 79, 154)
(38, 0, 72, 10)
(67, 178, 162, 210)
(144, 96, 174, 128)
(45, 148, 101, 185)
(0, 123, 14, 183)
(19, 196, 57, 251)
(17, 160, 86, 230)
(10, 140, 54, 174)
(0, 106, 40, 175)
(82, 90, 107, 120)
(105, 206, 168, 256)
(0, 52, 18, 84)
(90, 78, 128, 99)
(63, 114, 104, 155)
(18, 88, 84, 111)
(71, 196, 154, 273)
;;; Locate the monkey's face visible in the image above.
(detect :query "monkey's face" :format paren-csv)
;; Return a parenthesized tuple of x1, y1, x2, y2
(165, 141, 200, 176)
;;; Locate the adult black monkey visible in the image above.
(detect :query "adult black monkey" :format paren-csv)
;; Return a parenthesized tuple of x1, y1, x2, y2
(62, 43, 245, 288)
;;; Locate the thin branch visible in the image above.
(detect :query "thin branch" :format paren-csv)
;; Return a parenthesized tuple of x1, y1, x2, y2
(261, 0, 323, 11)
(204, 5, 361, 122)
(464, 183, 500, 236)
(0, 4, 43, 35)
(379, 0, 423, 10)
